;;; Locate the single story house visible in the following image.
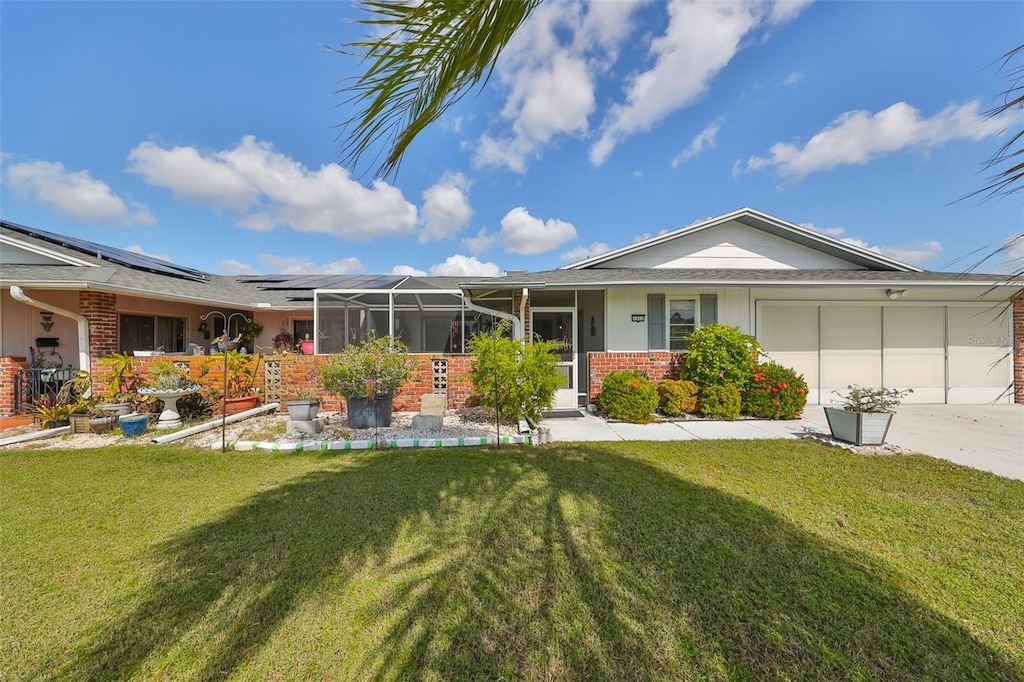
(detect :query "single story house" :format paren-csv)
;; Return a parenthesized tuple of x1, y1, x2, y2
(1, 208, 1021, 416)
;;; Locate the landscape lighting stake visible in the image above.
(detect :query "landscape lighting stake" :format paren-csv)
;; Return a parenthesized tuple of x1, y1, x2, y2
(201, 310, 251, 453)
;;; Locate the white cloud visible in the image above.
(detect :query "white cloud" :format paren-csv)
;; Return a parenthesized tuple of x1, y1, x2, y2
(769, 0, 814, 26)
(390, 264, 428, 277)
(463, 227, 498, 255)
(803, 222, 942, 265)
(592, 0, 786, 166)
(127, 136, 418, 239)
(672, 117, 724, 167)
(429, 254, 501, 278)
(3, 158, 154, 225)
(782, 71, 804, 85)
(124, 245, 172, 262)
(420, 172, 473, 242)
(217, 254, 363, 275)
(498, 207, 577, 255)
(219, 259, 259, 275)
(561, 241, 611, 262)
(474, 1, 645, 173)
(745, 100, 1013, 179)
(259, 254, 364, 275)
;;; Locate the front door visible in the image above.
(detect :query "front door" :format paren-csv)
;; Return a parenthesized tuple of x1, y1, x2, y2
(531, 308, 577, 410)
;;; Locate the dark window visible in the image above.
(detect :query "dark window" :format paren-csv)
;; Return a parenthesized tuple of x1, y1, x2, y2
(668, 299, 696, 351)
(120, 314, 185, 353)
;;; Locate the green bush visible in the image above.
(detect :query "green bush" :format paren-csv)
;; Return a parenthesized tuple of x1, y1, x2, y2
(599, 371, 659, 423)
(467, 324, 561, 423)
(658, 379, 699, 416)
(319, 334, 414, 398)
(684, 324, 761, 390)
(742, 363, 808, 419)
(699, 384, 742, 420)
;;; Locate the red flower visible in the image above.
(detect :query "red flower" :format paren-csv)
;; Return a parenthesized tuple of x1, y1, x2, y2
(753, 373, 764, 382)
(797, 388, 805, 395)
(779, 382, 789, 389)
(773, 399, 781, 407)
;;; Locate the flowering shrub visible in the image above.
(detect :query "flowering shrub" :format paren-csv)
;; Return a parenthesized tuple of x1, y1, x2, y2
(742, 363, 808, 419)
(699, 384, 742, 420)
(599, 371, 659, 423)
(684, 324, 761, 389)
(658, 379, 699, 416)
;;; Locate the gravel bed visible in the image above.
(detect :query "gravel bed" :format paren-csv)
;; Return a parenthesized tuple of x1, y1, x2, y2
(1, 407, 519, 450)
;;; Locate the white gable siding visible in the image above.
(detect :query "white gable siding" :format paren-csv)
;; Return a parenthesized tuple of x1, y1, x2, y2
(604, 287, 749, 350)
(596, 222, 861, 270)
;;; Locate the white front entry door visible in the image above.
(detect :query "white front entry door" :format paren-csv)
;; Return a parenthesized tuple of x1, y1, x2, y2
(531, 308, 577, 410)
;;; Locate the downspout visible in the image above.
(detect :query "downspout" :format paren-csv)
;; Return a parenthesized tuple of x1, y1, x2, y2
(519, 288, 529, 342)
(10, 285, 91, 379)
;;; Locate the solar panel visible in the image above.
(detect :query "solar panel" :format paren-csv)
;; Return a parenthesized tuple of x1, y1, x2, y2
(1, 220, 211, 282)
(253, 274, 405, 291)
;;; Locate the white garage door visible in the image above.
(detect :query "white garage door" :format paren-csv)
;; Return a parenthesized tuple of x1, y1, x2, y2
(759, 304, 1013, 405)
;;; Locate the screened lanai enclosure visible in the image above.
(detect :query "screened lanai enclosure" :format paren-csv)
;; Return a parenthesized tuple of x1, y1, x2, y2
(258, 275, 509, 354)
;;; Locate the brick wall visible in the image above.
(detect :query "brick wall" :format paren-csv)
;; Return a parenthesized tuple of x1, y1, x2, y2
(587, 351, 686, 403)
(80, 291, 117, 379)
(124, 352, 477, 414)
(0, 356, 29, 417)
(1014, 298, 1023, 404)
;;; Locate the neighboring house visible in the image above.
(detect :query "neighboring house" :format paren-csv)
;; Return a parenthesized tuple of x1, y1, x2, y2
(1, 208, 1022, 416)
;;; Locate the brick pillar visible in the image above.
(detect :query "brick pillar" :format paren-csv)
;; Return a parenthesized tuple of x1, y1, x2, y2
(79, 291, 117, 379)
(1014, 298, 1024, 404)
(0, 356, 29, 416)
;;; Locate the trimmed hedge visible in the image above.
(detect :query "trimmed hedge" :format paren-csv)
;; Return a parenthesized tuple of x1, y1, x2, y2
(684, 324, 761, 389)
(658, 379, 699, 416)
(742, 363, 808, 420)
(699, 384, 742, 421)
(599, 371, 659, 423)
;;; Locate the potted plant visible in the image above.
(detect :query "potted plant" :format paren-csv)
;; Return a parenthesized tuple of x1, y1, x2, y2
(139, 360, 203, 428)
(239, 320, 264, 351)
(824, 385, 912, 446)
(31, 371, 92, 430)
(212, 350, 262, 414)
(299, 333, 315, 355)
(97, 351, 146, 416)
(283, 388, 321, 421)
(319, 334, 414, 428)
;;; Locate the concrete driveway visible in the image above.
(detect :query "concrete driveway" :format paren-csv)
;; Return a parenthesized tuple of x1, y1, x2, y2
(802, 404, 1024, 481)
(543, 405, 1023, 481)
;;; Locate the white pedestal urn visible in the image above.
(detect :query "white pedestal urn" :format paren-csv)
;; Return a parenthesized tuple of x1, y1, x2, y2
(139, 385, 202, 429)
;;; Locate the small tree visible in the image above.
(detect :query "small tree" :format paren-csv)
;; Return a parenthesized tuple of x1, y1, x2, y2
(467, 323, 560, 423)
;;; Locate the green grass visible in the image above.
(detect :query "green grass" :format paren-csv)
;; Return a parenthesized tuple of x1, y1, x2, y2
(2, 441, 1022, 680)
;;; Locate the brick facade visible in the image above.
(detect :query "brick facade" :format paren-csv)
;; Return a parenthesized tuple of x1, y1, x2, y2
(123, 352, 477, 414)
(0, 356, 29, 417)
(587, 351, 686, 404)
(1014, 298, 1024, 404)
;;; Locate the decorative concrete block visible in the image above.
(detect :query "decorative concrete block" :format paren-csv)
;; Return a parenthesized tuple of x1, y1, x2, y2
(411, 414, 443, 431)
(420, 393, 446, 416)
(287, 418, 325, 437)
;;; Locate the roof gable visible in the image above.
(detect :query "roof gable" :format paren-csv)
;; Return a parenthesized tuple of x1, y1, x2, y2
(0, 233, 98, 267)
(562, 208, 920, 272)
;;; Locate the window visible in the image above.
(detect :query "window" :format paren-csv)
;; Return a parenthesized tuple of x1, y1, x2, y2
(119, 314, 186, 353)
(293, 320, 314, 345)
(668, 299, 696, 350)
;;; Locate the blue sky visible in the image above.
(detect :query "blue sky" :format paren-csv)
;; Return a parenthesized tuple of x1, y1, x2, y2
(2, 1, 1022, 277)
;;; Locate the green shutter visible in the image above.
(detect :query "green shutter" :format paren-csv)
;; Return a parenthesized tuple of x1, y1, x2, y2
(648, 294, 665, 349)
(700, 294, 718, 325)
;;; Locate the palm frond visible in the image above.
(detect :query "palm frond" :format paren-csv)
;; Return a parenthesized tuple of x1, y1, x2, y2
(963, 44, 1024, 201)
(335, 0, 541, 179)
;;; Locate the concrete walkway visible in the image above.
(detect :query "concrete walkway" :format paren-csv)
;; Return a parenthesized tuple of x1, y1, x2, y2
(542, 404, 1024, 482)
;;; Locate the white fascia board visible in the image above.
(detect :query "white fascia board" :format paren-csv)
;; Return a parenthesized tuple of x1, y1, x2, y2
(560, 207, 922, 273)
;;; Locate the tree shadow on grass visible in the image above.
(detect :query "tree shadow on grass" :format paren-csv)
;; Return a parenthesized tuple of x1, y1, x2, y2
(42, 445, 1021, 680)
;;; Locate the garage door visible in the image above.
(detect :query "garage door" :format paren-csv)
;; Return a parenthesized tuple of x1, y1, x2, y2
(759, 304, 1013, 405)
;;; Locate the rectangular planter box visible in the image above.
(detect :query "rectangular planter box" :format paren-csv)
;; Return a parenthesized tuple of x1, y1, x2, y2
(70, 414, 92, 434)
(824, 407, 894, 446)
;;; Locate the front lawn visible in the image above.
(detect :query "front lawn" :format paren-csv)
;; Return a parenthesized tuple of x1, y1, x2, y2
(2, 441, 1021, 680)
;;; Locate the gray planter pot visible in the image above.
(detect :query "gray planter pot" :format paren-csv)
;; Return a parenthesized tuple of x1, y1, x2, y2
(97, 402, 132, 417)
(824, 407, 894, 446)
(284, 399, 320, 421)
(345, 394, 394, 429)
